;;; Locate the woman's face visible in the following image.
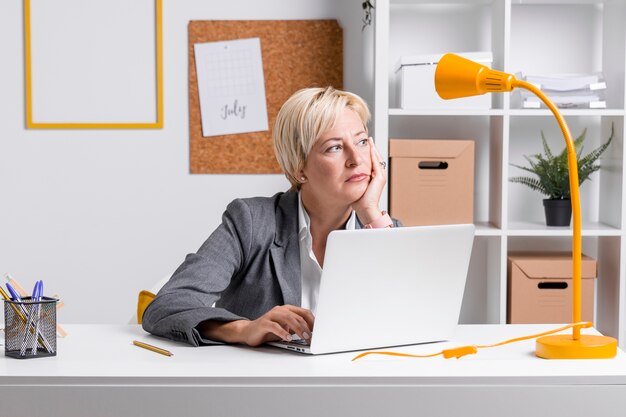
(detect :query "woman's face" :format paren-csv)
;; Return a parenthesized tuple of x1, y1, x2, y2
(300, 108, 371, 208)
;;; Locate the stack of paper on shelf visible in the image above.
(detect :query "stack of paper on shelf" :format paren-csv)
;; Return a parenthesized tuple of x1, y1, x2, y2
(513, 73, 607, 109)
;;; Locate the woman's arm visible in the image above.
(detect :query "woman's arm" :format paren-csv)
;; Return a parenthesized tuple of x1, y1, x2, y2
(142, 199, 252, 346)
(142, 194, 315, 347)
(199, 305, 315, 346)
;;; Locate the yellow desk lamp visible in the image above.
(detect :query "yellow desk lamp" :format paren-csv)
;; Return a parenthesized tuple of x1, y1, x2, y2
(435, 53, 617, 359)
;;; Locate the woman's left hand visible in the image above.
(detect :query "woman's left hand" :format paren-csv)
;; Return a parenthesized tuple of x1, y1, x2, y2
(352, 137, 387, 225)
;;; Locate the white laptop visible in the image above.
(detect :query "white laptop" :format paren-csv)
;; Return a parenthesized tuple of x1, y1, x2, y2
(268, 223, 475, 355)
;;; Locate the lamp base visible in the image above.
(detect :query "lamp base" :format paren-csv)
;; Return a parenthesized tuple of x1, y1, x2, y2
(536, 334, 617, 359)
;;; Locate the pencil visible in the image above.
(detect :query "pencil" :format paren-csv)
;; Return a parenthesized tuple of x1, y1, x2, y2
(132, 340, 173, 357)
(0, 286, 27, 321)
(3, 274, 28, 297)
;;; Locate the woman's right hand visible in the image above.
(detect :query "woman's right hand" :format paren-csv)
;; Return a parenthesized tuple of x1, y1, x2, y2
(201, 305, 314, 347)
(239, 305, 315, 346)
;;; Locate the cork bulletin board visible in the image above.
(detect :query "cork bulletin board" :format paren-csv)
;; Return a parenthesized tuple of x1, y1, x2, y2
(189, 20, 343, 174)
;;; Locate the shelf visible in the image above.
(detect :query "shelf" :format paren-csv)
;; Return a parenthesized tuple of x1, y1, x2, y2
(507, 221, 622, 236)
(511, 0, 604, 5)
(389, 108, 505, 116)
(474, 222, 503, 236)
(389, 109, 624, 117)
(376, 0, 626, 338)
(391, 0, 493, 5)
(508, 109, 625, 117)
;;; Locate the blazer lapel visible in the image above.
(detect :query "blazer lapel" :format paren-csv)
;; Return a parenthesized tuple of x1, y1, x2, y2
(269, 191, 301, 306)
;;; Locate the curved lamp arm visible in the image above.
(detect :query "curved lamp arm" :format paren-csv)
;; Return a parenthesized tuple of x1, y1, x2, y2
(514, 81, 582, 339)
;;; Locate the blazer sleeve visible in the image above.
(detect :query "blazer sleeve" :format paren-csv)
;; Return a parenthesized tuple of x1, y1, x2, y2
(142, 198, 253, 346)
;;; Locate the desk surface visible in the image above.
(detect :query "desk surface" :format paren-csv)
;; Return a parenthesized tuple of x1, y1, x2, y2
(2, 324, 626, 417)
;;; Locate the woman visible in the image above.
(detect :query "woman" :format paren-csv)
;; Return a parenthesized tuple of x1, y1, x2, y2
(142, 87, 401, 347)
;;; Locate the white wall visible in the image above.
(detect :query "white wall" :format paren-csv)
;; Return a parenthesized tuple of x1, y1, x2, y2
(0, 0, 372, 323)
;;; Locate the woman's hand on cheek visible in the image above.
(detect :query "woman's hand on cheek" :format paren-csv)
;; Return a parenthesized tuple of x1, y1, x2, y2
(352, 137, 387, 225)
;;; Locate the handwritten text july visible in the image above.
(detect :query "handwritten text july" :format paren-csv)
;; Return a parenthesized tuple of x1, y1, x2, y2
(221, 100, 247, 120)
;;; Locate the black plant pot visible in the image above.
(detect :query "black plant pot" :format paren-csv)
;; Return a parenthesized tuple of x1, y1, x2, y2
(543, 199, 572, 226)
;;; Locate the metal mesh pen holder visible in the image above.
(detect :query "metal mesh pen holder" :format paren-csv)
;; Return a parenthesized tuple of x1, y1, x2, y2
(4, 297, 58, 359)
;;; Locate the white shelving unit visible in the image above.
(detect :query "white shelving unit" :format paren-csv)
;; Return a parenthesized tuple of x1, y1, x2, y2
(373, 0, 626, 346)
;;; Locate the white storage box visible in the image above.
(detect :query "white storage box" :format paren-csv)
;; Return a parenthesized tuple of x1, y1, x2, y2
(395, 52, 493, 110)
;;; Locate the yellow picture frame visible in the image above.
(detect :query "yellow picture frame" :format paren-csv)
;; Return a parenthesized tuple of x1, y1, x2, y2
(23, 0, 163, 129)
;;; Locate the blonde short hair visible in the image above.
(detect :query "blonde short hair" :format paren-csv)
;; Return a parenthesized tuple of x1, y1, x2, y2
(272, 87, 370, 189)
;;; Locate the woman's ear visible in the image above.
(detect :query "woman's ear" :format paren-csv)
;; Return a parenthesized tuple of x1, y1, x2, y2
(297, 169, 307, 183)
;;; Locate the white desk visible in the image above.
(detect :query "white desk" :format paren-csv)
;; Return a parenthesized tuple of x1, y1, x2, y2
(1, 324, 626, 417)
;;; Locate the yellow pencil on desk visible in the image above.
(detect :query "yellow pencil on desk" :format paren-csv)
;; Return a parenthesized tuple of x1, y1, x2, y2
(133, 340, 173, 357)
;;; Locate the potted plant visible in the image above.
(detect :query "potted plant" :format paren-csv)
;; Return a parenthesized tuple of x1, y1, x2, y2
(509, 123, 614, 226)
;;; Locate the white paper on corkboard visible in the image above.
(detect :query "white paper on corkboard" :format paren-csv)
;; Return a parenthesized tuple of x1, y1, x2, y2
(194, 37, 269, 137)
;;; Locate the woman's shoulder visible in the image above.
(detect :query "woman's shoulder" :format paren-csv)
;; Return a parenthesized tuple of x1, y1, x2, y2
(222, 190, 299, 247)
(227, 190, 296, 211)
(224, 190, 298, 224)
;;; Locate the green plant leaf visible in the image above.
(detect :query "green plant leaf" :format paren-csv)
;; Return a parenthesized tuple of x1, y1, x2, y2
(509, 122, 614, 200)
(541, 130, 554, 159)
(509, 176, 549, 196)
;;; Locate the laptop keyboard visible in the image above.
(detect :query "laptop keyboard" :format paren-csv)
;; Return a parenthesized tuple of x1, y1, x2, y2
(288, 336, 310, 346)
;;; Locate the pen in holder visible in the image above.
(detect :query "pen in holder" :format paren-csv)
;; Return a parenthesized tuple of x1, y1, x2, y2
(4, 296, 58, 359)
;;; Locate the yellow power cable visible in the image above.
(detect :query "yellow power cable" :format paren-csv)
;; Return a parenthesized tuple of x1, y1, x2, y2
(352, 322, 593, 361)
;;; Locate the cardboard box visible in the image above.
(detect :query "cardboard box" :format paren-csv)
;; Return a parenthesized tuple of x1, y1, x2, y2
(507, 252, 596, 324)
(389, 139, 474, 226)
(394, 51, 493, 109)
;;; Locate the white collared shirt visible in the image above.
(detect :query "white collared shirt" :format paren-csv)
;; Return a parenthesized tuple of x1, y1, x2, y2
(298, 192, 356, 315)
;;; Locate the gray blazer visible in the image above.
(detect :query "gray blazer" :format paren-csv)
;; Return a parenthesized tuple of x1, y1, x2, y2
(142, 190, 401, 346)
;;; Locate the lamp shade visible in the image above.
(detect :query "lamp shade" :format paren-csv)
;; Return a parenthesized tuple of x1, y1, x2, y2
(435, 53, 516, 99)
